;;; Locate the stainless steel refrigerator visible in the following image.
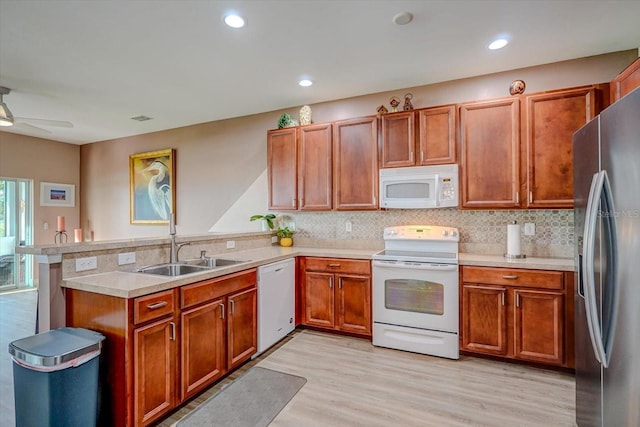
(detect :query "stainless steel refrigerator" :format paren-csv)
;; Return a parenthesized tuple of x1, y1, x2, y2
(573, 86, 640, 427)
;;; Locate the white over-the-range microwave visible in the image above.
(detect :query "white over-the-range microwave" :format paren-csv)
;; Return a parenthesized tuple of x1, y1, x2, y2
(379, 164, 459, 209)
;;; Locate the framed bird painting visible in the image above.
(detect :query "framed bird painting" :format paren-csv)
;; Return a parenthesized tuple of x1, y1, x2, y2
(129, 148, 176, 224)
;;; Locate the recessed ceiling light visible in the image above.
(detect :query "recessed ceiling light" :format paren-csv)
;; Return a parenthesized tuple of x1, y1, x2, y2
(393, 11, 413, 26)
(298, 79, 313, 87)
(224, 13, 245, 28)
(488, 38, 508, 50)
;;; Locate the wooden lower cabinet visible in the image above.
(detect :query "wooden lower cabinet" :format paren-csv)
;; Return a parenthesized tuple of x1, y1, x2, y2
(65, 268, 257, 427)
(227, 287, 258, 369)
(460, 266, 573, 368)
(301, 257, 371, 337)
(180, 299, 225, 400)
(461, 285, 507, 355)
(514, 289, 564, 364)
(134, 317, 177, 426)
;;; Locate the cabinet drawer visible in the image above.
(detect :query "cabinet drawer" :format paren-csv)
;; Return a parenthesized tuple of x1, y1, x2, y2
(134, 289, 176, 325)
(462, 266, 564, 290)
(181, 269, 257, 309)
(305, 257, 370, 275)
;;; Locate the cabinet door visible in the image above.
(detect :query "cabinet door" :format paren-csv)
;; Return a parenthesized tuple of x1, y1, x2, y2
(268, 128, 297, 210)
(180, 299, 226, 400)
(336, 274, 371, 335)
(227, 287, 257, 369)
(525, 87, 597, 208)
(611, 57, 640, 102)
(380, 111, 415, 168)
(298, 123, 333, 210)
(304, 271, 335, 328)
(514, 290, 564, 365)
(460, 98, 520, 208)
(461, 284, 508, 355)
(417, 105, 457, 165)
(333, 116, 378, 210)
(134, 317, 176, 426)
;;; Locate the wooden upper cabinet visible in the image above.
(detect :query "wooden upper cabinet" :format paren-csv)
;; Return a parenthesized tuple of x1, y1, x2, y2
(611, 57, 640, 103)
(417, 105, 457, 165)
(460, 97, 521, 208)
(380, 111, 415, 168)
(267, 128, 297, 210)
(298, 123, 333, 210)
(333, 116, 378, 210)
(524, 87, 598, 208)
(379, 106, 456, 168)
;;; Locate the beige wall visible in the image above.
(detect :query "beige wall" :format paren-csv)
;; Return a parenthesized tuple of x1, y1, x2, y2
(0, 132, 80, 245)
(75, 50, 638, 241)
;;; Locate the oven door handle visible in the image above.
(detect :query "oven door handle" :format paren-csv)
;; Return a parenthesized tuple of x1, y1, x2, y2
(372, 260, 457, 271)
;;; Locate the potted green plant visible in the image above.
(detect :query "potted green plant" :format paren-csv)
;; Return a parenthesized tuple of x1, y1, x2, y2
(250, 214, 276, 231)
(276, 226, 295, 247)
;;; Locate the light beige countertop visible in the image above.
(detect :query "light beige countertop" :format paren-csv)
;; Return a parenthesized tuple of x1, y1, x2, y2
(62, 246, 376, 298)
(459, 253, 575, 272)
(64, 245, 575, 299)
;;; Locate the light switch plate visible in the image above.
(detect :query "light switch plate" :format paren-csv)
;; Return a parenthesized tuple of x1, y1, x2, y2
(524, 223, 536, 236)
(76, 256, 97, 272)
(118, 252, 136, 265)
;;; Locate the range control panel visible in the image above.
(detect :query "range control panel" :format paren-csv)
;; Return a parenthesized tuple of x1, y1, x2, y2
(382, 225, 459, 242)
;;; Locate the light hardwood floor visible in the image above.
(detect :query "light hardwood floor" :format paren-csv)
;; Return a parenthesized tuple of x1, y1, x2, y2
(167, 330, 577, 427)
(0, 289, 37, 427)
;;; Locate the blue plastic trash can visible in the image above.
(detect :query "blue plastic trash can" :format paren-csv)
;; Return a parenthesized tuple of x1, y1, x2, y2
(9, 327, 105, 427)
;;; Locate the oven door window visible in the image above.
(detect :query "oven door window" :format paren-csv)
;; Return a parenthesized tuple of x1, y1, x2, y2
(384, 279, 444, 315)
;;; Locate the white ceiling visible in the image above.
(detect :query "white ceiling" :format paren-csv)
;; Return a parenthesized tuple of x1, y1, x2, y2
(1, 0, 639, 145)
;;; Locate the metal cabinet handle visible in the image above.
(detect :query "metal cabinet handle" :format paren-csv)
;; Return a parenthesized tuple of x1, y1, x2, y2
(147, 301, 168, 310)
(170, 322, 176, 341)
(409, 151, 414, 162)
(339, 278, 343, 289)
(329, 277, 333, 289)
(501, 291, 505, 306)
(420, 151, 424, 163)
(230, 299, 235, 315)
(292, 197, 296, 207)
(220, 303, 225, 319)
(516, 293, 520, 308)
(328, 263, 341, 268)
(502, 275, 518, 280)
(529, 191, 533, 204)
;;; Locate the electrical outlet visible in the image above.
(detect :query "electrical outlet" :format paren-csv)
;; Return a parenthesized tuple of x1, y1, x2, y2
(345, 221, 352, 233)
(76, 256, 97, 272)
(271, 236, 278, 244)
(524, 223, 536, 236)
(43, 222, 49, 230)
(118, 252, 136, 265)
(226, 240, 236, 249)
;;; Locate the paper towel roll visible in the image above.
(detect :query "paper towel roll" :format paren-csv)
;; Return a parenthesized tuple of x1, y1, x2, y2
(507, 223, 521, 256)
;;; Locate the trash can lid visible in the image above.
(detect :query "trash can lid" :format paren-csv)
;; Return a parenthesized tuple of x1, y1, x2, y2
(8, 327, 105, 368)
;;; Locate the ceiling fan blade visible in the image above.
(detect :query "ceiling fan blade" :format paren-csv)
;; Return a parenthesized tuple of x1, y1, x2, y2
(14, 117, 74, 128)
(13, 122, 53, 134)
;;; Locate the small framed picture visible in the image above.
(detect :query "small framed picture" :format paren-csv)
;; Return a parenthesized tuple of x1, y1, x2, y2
(40, 182, 76, 207)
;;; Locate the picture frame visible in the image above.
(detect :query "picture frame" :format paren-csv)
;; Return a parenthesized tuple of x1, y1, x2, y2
(129, 148, 176, 224)
(40, 182, 76, 207)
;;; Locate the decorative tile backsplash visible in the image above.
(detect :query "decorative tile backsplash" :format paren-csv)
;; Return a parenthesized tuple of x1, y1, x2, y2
(284, 209, 575, 258)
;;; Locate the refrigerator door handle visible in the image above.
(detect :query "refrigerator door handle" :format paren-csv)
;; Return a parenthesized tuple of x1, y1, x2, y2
(582, 170, 617, 368)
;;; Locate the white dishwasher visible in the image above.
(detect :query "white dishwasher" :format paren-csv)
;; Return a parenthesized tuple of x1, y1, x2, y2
(255, 258, 295, 356)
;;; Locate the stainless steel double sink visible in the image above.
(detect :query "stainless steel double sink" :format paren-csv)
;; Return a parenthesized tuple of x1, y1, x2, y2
(132, 257, 248, 277)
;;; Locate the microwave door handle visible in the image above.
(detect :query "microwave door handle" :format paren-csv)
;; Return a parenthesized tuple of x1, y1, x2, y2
(434, 174, 440, 207)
